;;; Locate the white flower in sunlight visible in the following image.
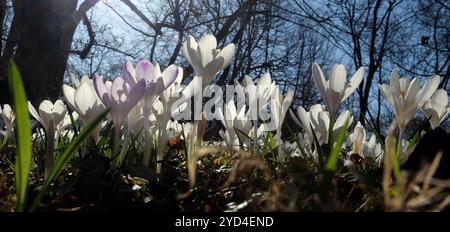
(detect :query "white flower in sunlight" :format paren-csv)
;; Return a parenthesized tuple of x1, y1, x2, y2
(421, 89, 449, 129)
(243, 73, 277, 115)
(94, 75, 145, 131)
(28, 99, 70, 178)
(182, 34, 235, 99)
(346, 122, 383, 166)
(0, 104, 15, 143)
(348, 122, 366, 155)
(270, 88, 294, 143)
(123, 60, 180, 168)
(290, 104, 324, 146)
(28, 100, 68, 133)
(379, 70, 440, 129)
(158, 63, 185, 107)
(63, 81, 106, 141)
(312, 62, 364, 116)
(312, 110, 353, 145)
(217, 100, 240, 148)
(365, 134, 383, 161)
(123, 60, 179, 106)
(182, 34, 235, 83)
(291, 104, 352, 146)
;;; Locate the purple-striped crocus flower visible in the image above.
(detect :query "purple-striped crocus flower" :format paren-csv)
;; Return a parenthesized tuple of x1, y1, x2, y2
(94, 75, 146, 156)
(122, 60, 179, 166)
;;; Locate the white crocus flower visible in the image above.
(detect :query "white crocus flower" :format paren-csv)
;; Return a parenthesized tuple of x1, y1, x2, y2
(379, 70, 440, 130)
(217, 97, 246, 149)
(182, 34, 235, 84)
(290, 104, 325, 146)
(312, 110, 353, 145)
(182, 34, 235, 99)
(233, 111, 254, 149)
(346, 122, 383, 166)
(28, 99, 68, 178)
(270, 87, 294, 144)
(241, 73, 277, 154)
(28, 100, 67, 133)
(218, 100, 238, 148)
(123, 60, 179, 167)
(421, 89, 449, 129)
(365, 134, 383, 163)
(0, 104, 15, 144)
(312, 62, 364, 117)
(243, 73, 277, 116)
(347, 122, 366, 155)
(63, 81, 106, 141)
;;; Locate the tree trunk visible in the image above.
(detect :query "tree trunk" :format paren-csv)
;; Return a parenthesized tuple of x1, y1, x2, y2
(0, 0, 82, 106)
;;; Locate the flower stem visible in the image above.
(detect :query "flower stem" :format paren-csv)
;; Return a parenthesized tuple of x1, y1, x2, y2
(253, 119, 258, 156)
(44, 125, 55, 180)
(115, 129, 130, 168)
(112, 124, 121, 159)
(327, 115, 334, 146)
(143, 130, 152, 167)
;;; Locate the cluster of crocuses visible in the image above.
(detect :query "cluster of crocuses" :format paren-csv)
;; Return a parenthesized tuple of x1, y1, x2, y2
(1, 34, 449, 183)
(289, 63, 448, 167)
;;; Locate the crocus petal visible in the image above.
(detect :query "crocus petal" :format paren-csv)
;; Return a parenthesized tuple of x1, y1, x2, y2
(135, 60, 156, 82)
(80, 75, 90, 84)
(334, 110, 351, 129)
(28, 101, 44, 127)
(52, 100, 67, 125)
(390, 69, 400, 95)
(123, 79, 146, 114)
(217, 43, 236, 70)
(123, 61, 137, 86)
(243, 75, 254, 87)
(161, 64, 179, 88)
(329, 64, 346, 95)
(379, 84, 394, 109)
(418, 74, 440, 107)
(38, 100, 54, 130)
(62, 84, 76, 110)
(297, 106, 313, 139)
(182, 36, 194, 66)
(198, 34, 217, 68)
(185, 35, 202, 74)
(404, 78, 420, 105)
(317, 111, 330, 143)
(94, 75, 112, 107)
(204, 57, 224, 81)
(342, 66, 364, 101)
(111, 77, 125, 103)
(312, 63, 329, 108)
(74, 82, 97, 116)
(399, 78, 410, 93)
(432, 89, 448, 110)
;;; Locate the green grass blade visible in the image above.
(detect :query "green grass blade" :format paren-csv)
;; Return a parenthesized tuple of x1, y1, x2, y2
(325, 120, 349, 172)
(407, 129, 422, 151)
(29, 109, 109, 211)
(8, 61, 33, 212)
